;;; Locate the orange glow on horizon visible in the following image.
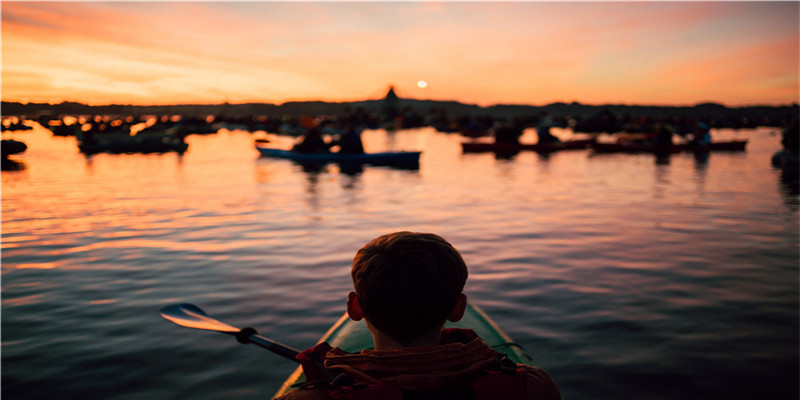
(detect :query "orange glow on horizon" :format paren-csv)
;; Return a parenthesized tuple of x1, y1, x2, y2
(2, 2, 798, 107)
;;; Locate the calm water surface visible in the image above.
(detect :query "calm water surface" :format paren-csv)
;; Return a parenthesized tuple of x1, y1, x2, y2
(2, 125, 798, 399)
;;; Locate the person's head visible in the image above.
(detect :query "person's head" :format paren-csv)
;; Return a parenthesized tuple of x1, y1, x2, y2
(348, 232, 468, 345)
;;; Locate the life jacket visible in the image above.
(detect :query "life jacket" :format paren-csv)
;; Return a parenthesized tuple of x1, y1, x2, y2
(293, 329, 529, 400)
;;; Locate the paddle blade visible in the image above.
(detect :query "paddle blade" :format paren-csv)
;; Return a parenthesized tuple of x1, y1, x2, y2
(160, 304, 240, 333)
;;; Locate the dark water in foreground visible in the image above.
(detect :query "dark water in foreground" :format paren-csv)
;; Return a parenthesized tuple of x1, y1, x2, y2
(2, 125, 798, 399)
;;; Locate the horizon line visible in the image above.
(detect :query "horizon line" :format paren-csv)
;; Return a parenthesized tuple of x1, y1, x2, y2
(3, 98, 798, 109)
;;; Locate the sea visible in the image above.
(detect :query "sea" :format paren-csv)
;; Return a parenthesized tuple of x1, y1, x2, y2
(2, 123, 798, 399)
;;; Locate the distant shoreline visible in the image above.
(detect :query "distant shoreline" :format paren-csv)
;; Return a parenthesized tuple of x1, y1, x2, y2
(2, 99, 797, 127)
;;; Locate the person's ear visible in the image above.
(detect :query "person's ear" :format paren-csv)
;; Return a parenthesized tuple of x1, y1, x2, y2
(347, 291, 364, 321)
(447, 293, 467, 322)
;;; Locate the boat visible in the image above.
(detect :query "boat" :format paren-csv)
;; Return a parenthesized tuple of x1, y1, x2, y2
(1, 122, 33, 132)
(273, 301, 534, 397)
(2, 139, 27, 158)
(2, 139, 27, 170)
(78, 132, 188, 155)
(256, 146, 421, 168)
(461, 138, 597, 154)
(591, 140, 748, 154)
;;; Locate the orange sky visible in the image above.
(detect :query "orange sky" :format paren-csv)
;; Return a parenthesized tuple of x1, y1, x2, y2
(2, 2, 798, 107)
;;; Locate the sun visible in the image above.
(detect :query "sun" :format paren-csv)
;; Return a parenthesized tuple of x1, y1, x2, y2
(417, 80, 428, 89)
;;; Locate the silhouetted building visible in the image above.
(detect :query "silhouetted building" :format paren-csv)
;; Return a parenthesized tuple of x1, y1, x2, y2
(382, 86, 399, 119)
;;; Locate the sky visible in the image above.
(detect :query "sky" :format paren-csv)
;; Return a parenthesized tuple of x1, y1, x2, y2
(2, 1, 798, 107)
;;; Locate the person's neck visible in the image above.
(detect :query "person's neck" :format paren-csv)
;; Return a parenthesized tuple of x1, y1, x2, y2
(367, 321, 443, 351)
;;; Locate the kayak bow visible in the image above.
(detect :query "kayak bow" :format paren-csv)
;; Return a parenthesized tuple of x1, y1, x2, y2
(273, 301, 533, 397)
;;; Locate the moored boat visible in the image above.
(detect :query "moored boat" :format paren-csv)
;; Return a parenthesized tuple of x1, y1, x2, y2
(1, 122, 33, 132)
(2, 139, 27, 158)
(591, 140, 747, 154)
(256, 146, 421, 168)
(461, 137, 596, 154)
(78, 133, 188, 154)
(273, 301, 534, 397)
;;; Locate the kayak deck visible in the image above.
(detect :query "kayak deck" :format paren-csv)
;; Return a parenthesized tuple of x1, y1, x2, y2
(273, 302, 532, 397)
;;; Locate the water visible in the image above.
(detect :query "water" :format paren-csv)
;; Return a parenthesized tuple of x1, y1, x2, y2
(2, 125, 797, 399)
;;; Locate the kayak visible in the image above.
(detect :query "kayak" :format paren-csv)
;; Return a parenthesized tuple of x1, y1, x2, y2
(461, 138, 596, 154)
(273, 301, 534, 398)
(591, 140, 747, 154)
(256, 146, 421, 168)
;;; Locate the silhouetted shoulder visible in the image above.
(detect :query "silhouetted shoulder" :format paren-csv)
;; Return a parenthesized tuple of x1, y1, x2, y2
(520, 365, 562, 400)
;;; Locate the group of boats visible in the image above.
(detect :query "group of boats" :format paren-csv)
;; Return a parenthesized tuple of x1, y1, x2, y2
(77, 131, 189, 155)
(253, 135, 748, 172)
(460, 136, 748, 156)
(1, 117, 750, 171)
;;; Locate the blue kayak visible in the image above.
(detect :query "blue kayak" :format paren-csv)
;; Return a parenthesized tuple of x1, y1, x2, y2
(256, 146, 420, 168)
(273, 301, 534, 397)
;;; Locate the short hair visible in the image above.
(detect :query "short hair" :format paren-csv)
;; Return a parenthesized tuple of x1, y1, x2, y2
(351, 232, 468, 345)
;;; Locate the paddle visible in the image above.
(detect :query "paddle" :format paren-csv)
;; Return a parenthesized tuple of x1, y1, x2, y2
(160, 303, 300, 362)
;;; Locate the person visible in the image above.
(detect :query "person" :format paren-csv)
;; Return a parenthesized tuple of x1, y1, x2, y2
(275, 232, 561, 400)
(331, 125, 365, 154)
(494, 121, 522, 145)
(653, 123, 674, 147)
(292, 126, 330, 154)
(691, 122, 712, 147)
(536, 113, 561, 144)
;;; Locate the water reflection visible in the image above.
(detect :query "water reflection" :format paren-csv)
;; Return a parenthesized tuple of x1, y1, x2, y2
(493, 150, 519, 160)
(780, 168, 799, 195)
(655, 153, 671, 165)
(338, 168, 362, 190)
(693, 151, 710, 170)
(298, 161, 330, 175)
(337, 163, 364, 176)
(693, 153, 709, 194)
(778, 167, 799, 212)
(294, 161, 370, 176)
(536, 152, 553, 162)
(304, 169, 322, 212)
(2, 127, 797, 400)
(2, 157, 25, 171)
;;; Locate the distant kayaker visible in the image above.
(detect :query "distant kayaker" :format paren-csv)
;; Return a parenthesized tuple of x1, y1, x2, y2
(692, 122, 712, 147)
(537, 113, 561, 144)
(494, 121, 523, 145)
(654, 123, 675, 147)
(292, 116, 331, 154)
(331, 125, 365, 154)
(275, 231, 561, 400)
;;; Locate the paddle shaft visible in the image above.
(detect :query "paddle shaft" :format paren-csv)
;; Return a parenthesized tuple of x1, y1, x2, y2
(229, 329, 300, 361)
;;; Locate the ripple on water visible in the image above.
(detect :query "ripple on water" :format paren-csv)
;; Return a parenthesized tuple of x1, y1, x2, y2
(1, 128, 797, 400)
